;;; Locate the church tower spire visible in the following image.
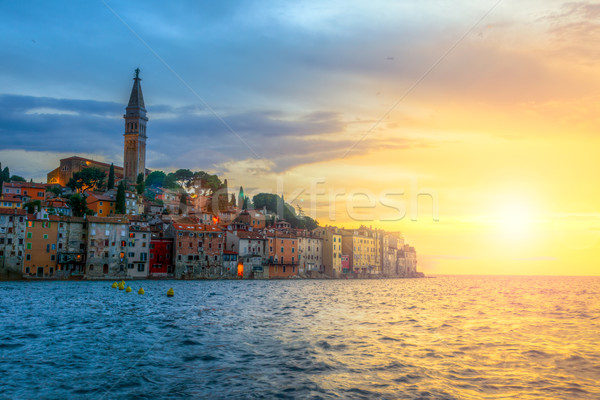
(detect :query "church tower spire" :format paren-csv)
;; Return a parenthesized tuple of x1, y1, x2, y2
(123, 68, 148, 183)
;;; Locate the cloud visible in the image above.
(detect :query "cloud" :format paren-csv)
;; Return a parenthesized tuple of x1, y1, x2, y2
(0, 94, 436, 179)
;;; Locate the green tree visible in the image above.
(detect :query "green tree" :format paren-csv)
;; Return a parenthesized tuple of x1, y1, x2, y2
(46, 186, 62, 197)
(0, 163, 4, 192)
(174, 169, 194, 188)
(24, 200, 41, 214)
(163, 173, 180, 189)
(145, 170, 166, 188)
(67, 168, 106, 193)
(242, 196, 249, 210)
(9, 175, 26, 182)
(107, 163, 115, 190)
(136, 173, 145, 195)
(68, 194, 93, 217)
(179, 192, 188, 215)
(115, 182, 126, 214)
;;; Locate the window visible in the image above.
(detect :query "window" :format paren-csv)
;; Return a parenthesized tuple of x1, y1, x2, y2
(137, 264, 145, 272)
(27, 221, 34, 228)
(51, 244, 56, 250)
(128, 264, 134, 269)
(43, 234, 48, 239)
(27, 232, 32, 239)
(140, 253, 147, 261)
(99, 201, 103, 206)
(128, 252, 134, 257)
(150, 244, 155, 249)
(280, 247, 284, 253)
(51, 255, 55, 261)
(26, 243, 32, 249)
(129, 233, 135, 238)
(26, 254, 31, 261)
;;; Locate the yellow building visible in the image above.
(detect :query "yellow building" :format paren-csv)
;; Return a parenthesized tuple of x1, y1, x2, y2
(0, 194, 23, 210)
(341, 229, 376, 274)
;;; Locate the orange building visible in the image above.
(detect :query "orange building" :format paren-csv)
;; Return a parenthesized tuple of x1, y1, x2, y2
(87, 192, 116, 216)
(3, 182, 48, 202)
(24, 216, 59, 277)
(266, 231, 298, 278)
(235, 209, 266, 229)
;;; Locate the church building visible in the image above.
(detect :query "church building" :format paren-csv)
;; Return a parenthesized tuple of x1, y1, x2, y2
(47, 69, 148, 186)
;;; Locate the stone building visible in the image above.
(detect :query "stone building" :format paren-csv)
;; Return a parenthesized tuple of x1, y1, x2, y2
(0, 208, 26, 278)
(313, 226, 342, 278)
(126, 224, 150, 278)
(123, 68, 148, 183)
(226, 229, 268, 279)
(56, 216, 87, 277)
(86, 216, 129, 278)
(47, 156, 123, 187)
(296, 230, 323, 274)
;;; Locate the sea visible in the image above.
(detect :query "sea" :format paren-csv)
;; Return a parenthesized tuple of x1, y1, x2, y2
(1, 276, 599, 399)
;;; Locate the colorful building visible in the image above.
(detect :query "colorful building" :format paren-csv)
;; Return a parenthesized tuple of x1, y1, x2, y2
(149, 233, 174, 278)
(24, 215, 59, 277)
(86, 192, 116, 217)
(3, 182, 48, 202)
(266, 231, 298, 278)
(0, 194, 23, 210)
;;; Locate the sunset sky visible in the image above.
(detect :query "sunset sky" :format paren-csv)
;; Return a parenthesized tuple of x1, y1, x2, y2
(1, 1, 599, 275)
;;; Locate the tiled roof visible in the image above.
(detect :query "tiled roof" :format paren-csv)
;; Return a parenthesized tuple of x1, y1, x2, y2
(60, 156, 123, 171)
(0, 208, 26, 215)
(3, 182, 49, 189)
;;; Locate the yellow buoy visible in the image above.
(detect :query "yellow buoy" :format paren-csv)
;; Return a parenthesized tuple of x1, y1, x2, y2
(138, 288, 145, 295)
(111, 282, 118, 288)
(118, 283, 125, 290)
(167, 288, 174, 297)
(126, 286, 132, 293)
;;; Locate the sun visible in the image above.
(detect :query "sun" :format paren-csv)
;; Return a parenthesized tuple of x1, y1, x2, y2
(495, 201, 535, 239)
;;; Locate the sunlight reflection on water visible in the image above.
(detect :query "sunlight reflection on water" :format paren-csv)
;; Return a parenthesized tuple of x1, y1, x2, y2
(1, 276, 599, 399)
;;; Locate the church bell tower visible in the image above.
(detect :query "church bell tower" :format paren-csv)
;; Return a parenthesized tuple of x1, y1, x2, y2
(123, 68, 148, 183)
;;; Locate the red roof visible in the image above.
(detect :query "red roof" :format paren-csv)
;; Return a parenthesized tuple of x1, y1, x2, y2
(60, 156, 124, 171)
(0, 208, 26, 215)
(3, 182, 49, 189)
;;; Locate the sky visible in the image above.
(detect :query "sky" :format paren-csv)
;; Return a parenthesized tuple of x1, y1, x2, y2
(1, 0, 599, 275)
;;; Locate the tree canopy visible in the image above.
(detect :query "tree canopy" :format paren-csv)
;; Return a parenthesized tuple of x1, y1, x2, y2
(115, 181, 126, 214)
(68, 194, 93, 217)
(107, 163, 115, 190)
(67, 168, 106, 193)
(145, 170, 166, 188)
(252, 193, 319, 230)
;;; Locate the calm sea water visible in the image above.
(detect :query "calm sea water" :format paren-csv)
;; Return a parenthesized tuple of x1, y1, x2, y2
(1, 276, 599, 399)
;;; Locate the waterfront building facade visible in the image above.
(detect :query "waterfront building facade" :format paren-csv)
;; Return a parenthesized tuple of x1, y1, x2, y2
(86, 216, 129, 278)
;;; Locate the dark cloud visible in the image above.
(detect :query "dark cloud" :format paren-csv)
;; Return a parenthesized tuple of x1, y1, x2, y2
(0, 94, 431, 175)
